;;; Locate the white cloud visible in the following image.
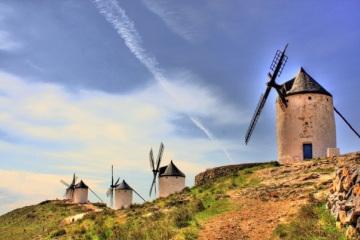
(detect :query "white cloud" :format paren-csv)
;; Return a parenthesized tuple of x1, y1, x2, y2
(142, 0, 208, 43)
(92, 0, 244, 163)
(0, 4, 22, 51)
(0, 70, 248, 213)
(0, 30, 22, 51)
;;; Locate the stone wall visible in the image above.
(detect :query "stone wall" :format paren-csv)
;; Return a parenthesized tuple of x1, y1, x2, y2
(328, 152, 360, 239)
(195, 162, 274, 186)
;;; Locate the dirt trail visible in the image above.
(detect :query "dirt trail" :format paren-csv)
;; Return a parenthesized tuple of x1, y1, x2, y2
(62, 203, 102, 225)
(198, 159, 335, 240)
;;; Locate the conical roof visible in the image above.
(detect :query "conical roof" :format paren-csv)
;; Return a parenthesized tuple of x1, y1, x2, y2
(116, 180, 132, 190)
(74, 180, 88, 189)
(286, 67, 331, 96)
(159, 160, 185, 177)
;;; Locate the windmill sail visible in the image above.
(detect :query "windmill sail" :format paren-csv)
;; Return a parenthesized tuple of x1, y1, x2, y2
(89, 187, 104, 203)
(131, 187, 146, 202)
(149, 143, 164, 197)
(60, 173, 77, 200)
(244, 44, 289, 144)
(107, 165, 120, 207)
(334, 107, 360, 138)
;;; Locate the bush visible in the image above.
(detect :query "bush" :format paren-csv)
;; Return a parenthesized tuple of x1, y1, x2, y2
(173, 206, 193, 228)
(50, 228, 66, 237)
(273, 202, 346, 240)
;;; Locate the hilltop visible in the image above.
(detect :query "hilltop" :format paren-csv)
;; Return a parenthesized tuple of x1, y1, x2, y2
(1, 154, 359, 240)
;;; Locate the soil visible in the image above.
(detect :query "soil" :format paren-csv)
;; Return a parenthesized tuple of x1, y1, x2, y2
(198, 158, 336, 240)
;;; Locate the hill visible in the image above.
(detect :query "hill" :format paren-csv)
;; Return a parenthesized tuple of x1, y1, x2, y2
(1, 154, 358, 240)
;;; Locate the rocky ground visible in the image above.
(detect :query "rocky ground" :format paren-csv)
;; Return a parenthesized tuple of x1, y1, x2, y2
(198, 156, 338, 240)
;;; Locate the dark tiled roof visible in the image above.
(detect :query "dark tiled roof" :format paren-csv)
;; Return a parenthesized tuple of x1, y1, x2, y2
(116, 180, 132, 190)
(74, 180, 88, 189)
(281, 67, 331, 97)
(159, 166, 167, 175)
(160, 160, 185, 177)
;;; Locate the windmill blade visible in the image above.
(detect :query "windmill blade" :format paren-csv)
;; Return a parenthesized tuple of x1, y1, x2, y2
(149, 149, 155, 170)
(274, 85, 288, 108)
(131, 187, 146, 202)
(114, 177, 120, 186)
(88, 187, 104, 203)
(106, 188, 114, 206)
(111, 165, 114, 186)
(106, 188, 114, 207)
(245, 85, 272, 144)
(334, 107, 360, 138)
(154, 180, 157, 195)
(60, 180, 70, 187)
(106, 188, 112, 197)
(269, 44, 288, 84)
(71, 173, 76, 186)
(149, 175, 157, 197)
(155, 143, 164, 170)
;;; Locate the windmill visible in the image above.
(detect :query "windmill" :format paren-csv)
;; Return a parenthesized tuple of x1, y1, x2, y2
(60, 173, 77, 200)
(60, 173, 104, 203)
(245, 44, 289, 145)
(106, 165, 120, 207)
(244, 44, 359, 163)
(149, 142, 164, 197)
(114, 180, 146, 209)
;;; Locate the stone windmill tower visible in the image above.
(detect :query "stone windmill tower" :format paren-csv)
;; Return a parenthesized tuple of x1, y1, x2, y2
(245, 45, 360, 164)
(73, 180, 89, 204)
(114, 180, 133, 209)
(106, 166, 146, 209)
(149, 143, 186, 198)
(158, 161, 186, 198)
(60, 174, 104, 204)
(275, 67, 337, 163)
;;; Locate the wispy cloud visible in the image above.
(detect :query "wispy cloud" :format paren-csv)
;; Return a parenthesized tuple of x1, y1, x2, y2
(0, 70, 244, 213)
(0, 4, 22, 51)
(0, 30, 22, 51)
(142, 0, 207, 43)
(92, 0, 235, 161)
(190, 116, 233, 162)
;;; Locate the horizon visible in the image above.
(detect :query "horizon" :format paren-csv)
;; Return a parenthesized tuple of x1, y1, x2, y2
(0, 0, 359, 215)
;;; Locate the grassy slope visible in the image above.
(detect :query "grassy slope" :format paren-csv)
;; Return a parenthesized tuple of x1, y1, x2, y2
(0, 200, 88, 239)
(0, 162, 346, 240)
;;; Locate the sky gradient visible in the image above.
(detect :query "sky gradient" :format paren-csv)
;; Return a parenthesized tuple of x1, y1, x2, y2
(0, 0, 359, 214)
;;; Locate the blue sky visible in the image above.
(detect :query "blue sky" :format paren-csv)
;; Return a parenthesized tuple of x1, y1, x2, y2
(0, 0, 359, 214)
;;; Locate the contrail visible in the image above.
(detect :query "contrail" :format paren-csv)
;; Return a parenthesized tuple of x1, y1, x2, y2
(92, 0, 233, 162)
(190, 117, 233, 162)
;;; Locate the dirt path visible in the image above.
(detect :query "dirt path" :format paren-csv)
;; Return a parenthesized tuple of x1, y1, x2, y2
(62, 203, 102, 225)
(198, 159, 335, 240)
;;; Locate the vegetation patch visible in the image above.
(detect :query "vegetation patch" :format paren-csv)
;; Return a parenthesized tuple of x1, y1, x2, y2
(0, 163, 276, 240)
(273, 201, 346, 240)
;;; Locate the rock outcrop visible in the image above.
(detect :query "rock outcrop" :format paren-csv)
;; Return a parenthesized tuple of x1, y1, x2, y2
(328, 152, 360, 239)
(195, 162, 277, 186)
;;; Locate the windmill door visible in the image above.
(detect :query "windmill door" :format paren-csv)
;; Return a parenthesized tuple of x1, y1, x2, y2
(303, 143, 313, 160)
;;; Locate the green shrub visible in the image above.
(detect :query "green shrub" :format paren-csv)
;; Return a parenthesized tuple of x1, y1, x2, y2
(50, 228, 66, 237)
(273, 202, 346, 240)
(173, 206, 193, 228)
